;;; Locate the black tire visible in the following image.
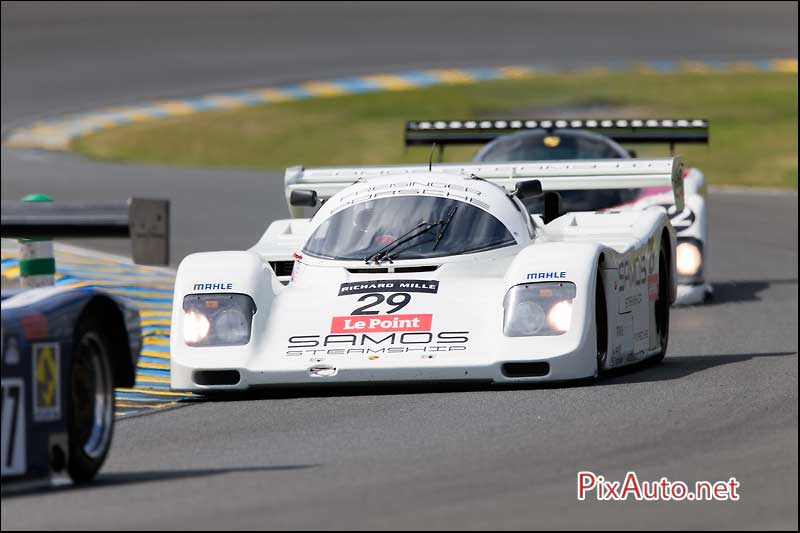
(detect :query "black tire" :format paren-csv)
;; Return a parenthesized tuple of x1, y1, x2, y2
(67, 318, 115, 482)
(595, 271, 608, 378)
(652, 248, 670, 363)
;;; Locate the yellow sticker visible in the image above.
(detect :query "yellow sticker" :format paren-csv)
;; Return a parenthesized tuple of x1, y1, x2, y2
(33, 343, 61, 421)
(543, 136, 561, 148)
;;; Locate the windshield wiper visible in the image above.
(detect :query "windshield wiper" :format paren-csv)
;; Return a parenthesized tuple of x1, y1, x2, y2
(364, 221, 436, 264)
(364, 207, 458, 264)
(431, 206, 457, 251)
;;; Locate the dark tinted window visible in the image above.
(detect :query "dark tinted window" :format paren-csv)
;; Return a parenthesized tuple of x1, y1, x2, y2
(476, 130, 629, 161)
(304, 196, 516, 261)
(476, 130, 637, 213)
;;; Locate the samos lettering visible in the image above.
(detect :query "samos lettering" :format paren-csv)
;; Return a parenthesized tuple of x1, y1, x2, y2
(286, 331, 469, 356)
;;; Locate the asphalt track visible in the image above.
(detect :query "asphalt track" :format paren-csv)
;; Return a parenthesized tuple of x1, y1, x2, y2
(1, 2, 798, 530)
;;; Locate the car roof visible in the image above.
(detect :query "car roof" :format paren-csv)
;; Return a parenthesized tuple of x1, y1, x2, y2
(308, 172, 531, 245)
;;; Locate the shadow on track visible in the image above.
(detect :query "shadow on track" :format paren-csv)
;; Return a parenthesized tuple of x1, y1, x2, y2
(1, 464, 317, 499)
(705, 278, 797, 306)
(599, 350, 797, 385)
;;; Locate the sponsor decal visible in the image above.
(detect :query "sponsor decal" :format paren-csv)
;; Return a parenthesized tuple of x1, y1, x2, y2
(527, 271, 566, 281)
(619, 253, 648, 291)
(331, 313, 433, 334)
(193, 282, 233, 291)
(648, 273, 659, 301)
(3, 335, 20, 366)
(334, 181, 489, 213)
(543, 135, 561, 147)
(338, 280, 439, 296)
(32, 343, 60, 422)
(624, 294, 643, 308)
(286, 331, 469, 357)
(21, 313, 48, 340)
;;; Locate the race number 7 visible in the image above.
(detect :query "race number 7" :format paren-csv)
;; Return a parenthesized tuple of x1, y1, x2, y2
(1, 379, 26, 477)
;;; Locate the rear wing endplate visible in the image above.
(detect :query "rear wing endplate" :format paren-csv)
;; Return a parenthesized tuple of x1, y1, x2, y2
(1, 198, 170, 265)
(285, 157, 685, 216)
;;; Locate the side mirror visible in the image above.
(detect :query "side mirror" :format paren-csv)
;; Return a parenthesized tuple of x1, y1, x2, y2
(514, 179, 543, 200)
(627, 149, 638, 158)
(289, 189, 318, 207)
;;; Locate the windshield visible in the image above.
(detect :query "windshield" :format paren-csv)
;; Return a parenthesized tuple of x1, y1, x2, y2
(303, 196, 516, 261)
(476, 130, 629, 162)
(476, 130, 639, 213)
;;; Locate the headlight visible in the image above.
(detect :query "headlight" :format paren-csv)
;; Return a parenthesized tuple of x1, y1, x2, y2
(676, 241, 702, 277)
(503, 282, 576, 337)
(182, 293, 257, 346)
(184, 310, 211, 344)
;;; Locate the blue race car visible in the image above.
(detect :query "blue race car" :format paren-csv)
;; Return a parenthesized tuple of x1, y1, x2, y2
(1, 196, 168, 487)
(2, 285, 141, 485)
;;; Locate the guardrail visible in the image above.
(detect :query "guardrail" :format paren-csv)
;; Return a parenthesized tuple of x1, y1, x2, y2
(1, 197, 170, 266)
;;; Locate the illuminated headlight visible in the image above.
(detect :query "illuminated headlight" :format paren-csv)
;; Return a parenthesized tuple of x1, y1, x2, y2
(183, 310, 211, 344)
(676, 241, 703, 277)
(503, 282, 577, 337)
(182, 293, 257, 346)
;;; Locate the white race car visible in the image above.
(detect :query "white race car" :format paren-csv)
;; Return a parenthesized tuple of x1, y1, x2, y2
(170, 158, 683, 392)
(405, 118, 711, 305)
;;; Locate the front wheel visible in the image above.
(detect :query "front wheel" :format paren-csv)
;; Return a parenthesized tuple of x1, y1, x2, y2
(67, 320, 115, 482)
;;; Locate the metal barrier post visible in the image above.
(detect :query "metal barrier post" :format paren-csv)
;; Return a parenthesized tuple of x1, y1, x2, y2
(18, 194, 55, 288)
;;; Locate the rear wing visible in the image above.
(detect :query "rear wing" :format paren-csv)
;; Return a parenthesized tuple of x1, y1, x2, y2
(404, 118, 709, 150)
(1, 198, 170, 265)
(284, 157, 684, 217)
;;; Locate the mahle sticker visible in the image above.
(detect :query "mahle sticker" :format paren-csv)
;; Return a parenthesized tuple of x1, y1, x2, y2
(33, 343, 61, 422)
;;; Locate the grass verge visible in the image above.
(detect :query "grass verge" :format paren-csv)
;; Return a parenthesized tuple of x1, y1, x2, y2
(73, 71, 798, 188)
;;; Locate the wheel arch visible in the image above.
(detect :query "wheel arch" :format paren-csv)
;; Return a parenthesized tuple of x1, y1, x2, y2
(660, 226, 676, 304)
(74, 296, 137, 388)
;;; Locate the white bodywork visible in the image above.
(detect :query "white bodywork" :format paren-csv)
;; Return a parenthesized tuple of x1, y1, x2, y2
(170, 159, 682, 391)
(626, 167, 709, 305)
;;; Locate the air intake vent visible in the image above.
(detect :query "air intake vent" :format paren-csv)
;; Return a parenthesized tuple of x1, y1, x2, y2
(269, 260, 294, 277)
(347, 267, 388, 274)
(396, 265, 439, 273)
(194, 370, 240, 386)
(501, 362, 550, 378)
(346, 265, 440, 274)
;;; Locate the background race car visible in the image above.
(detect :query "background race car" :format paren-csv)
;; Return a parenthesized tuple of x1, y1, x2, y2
(404, 118, 711, 305)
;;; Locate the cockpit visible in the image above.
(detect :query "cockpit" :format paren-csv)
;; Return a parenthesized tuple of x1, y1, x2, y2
(303, 195, 517, 263)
